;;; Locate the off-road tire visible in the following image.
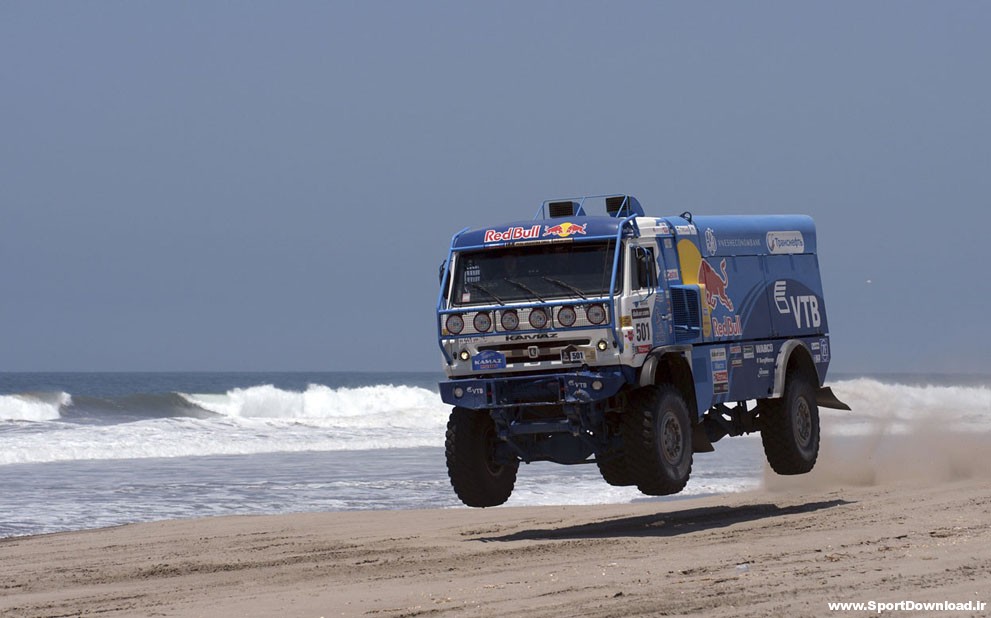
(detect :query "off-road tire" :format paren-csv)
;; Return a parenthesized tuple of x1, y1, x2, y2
(596, 446, 637, 486)
(621, 384, 694, 496)
(760, 369, 820, 475)
(445, 407, 519, 507)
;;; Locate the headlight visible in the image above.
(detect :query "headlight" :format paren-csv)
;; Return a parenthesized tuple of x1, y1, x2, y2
(446, 314, 465, 334)
(557, 306, 577, 327)
(500, 310, 519, 331)
(473, 312, 492, 333)
(529, 308, 548, 329)
(586, 304, 607, 325)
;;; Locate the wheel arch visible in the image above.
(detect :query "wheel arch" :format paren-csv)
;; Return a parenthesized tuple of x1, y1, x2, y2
(771, 340, 820, 398)
(639, 346, 699, 422)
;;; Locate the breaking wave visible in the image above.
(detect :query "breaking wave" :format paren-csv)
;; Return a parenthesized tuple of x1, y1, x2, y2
(2, 378, 988, 467)
(0, 384, 450, 465)
(0, 392, 69, 422)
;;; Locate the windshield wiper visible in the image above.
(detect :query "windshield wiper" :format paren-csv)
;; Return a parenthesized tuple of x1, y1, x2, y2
(503, 278, 545, 302)
(466, 281, 505, 305)
(541, 276, 587, 300)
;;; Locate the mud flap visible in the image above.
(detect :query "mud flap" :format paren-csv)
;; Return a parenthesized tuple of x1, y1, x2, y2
(816, 386, 851, 410)
(692, 422, 715, 453)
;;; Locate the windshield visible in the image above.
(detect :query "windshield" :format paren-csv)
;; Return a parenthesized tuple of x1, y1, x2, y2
(450, 241, 620, 307)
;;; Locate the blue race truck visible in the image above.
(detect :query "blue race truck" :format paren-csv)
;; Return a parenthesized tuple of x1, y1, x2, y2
(436, 195, 848, 507)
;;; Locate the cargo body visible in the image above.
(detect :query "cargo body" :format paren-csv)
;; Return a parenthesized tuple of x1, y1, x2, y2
(437, 195, 848, 507)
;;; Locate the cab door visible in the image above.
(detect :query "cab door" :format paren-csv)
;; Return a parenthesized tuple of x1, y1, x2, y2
(626, 240, 662, 356)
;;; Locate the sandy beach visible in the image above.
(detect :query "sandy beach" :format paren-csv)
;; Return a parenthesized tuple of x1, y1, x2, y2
(3, 429, 990, 618)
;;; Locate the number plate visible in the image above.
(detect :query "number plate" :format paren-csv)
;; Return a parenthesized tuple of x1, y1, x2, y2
(561, 350, 585, 363)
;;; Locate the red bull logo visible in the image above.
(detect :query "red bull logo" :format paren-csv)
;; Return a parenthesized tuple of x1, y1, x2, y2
(483, 225, 541, 243)
(698, 258, 734, 311)
(543, 222, 587, 238)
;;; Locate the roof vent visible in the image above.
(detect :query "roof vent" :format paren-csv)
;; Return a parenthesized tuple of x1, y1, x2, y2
(606, 195, 645, 218)
(606, 196, 627, 215)
(548, 200, 580, 218)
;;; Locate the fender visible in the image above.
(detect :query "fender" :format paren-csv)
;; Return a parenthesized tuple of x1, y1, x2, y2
(639, 345, 693, 387)
(771, 339, 815, 398)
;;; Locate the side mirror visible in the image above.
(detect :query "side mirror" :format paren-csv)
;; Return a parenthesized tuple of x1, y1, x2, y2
(438, 260, 447, 287)
(635, 247, 655, 290)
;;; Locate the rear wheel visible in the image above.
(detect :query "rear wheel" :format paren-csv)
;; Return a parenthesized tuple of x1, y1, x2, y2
(445, 407, 519, 507)
(621, 384, 693, 496)
(760, 368, 820, 475)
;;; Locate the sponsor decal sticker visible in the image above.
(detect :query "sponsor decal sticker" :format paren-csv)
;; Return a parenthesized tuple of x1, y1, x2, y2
(698, 259, 734, 311)
(666, 268, 680, 281)
(704, 228, 718, 255)
(472, 350, 506, 371)
(543, 222, 587, 238)
(712, 316, 743, 338)
(483, 225, 541, 243)
(773, 280, 822, 328)
(631, 308, 651, 319)
(710, 347, 727, 362)
(766, 231, 805, 254)
(743, 345, 755, 359)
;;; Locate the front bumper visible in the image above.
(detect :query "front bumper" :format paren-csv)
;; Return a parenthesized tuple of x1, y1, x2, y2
(439, 367, 631, 409)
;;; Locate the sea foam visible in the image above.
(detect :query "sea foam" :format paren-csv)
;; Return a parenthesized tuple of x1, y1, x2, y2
(0, 392, 69, 422)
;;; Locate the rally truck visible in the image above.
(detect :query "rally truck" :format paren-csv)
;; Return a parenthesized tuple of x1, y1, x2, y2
(436, 194, 849, 507)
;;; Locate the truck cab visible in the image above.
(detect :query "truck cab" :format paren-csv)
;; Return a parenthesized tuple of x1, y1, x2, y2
(437, 195, 848, 507)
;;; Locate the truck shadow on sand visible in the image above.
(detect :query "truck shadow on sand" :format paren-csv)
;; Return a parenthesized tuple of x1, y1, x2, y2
(475, 499, 850, 543)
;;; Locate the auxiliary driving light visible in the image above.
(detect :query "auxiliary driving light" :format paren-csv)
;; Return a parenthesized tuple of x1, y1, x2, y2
(453, 387, 464, 398)
(500, 309, 520, 331)
(473, 312, 492, 333)
(592, 380, 603, 391)
(446, 314, 465, 335)
(597, 339, 608, 351)
(529, 308, 549, 329)
(557, 306, 577, 327)
(586, 304, 606, 325)
(459, 350, 470, 361)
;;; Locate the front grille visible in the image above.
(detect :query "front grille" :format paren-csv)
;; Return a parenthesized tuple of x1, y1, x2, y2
(478, 339, 592, 365)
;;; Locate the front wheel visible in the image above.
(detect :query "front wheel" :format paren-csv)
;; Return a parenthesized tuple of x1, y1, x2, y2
(760, 369, 820, 475)
(445, 407, 519, 507)
(621, 384, 694, 496)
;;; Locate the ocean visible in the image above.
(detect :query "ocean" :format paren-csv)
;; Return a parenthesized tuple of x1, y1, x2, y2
(1, 371, 989, 538)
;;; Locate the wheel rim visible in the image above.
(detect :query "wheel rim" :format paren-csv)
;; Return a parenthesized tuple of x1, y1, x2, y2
(660, 412, 684, 465)
(793, 396, 812, 448)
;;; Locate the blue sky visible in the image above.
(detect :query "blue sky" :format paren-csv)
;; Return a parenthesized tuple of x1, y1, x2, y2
(3, 2, 989, 374)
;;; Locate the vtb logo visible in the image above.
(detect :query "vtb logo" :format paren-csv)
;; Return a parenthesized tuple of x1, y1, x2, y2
(774, 280, 821, 328)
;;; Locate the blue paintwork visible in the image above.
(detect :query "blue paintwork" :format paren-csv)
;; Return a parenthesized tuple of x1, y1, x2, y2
(439, 368, 630, 408)
(438, 199, 834, 420)
(453, 215, 635, 250)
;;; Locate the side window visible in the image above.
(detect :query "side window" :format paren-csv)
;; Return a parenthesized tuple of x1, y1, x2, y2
(634, 246, 657, 290)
